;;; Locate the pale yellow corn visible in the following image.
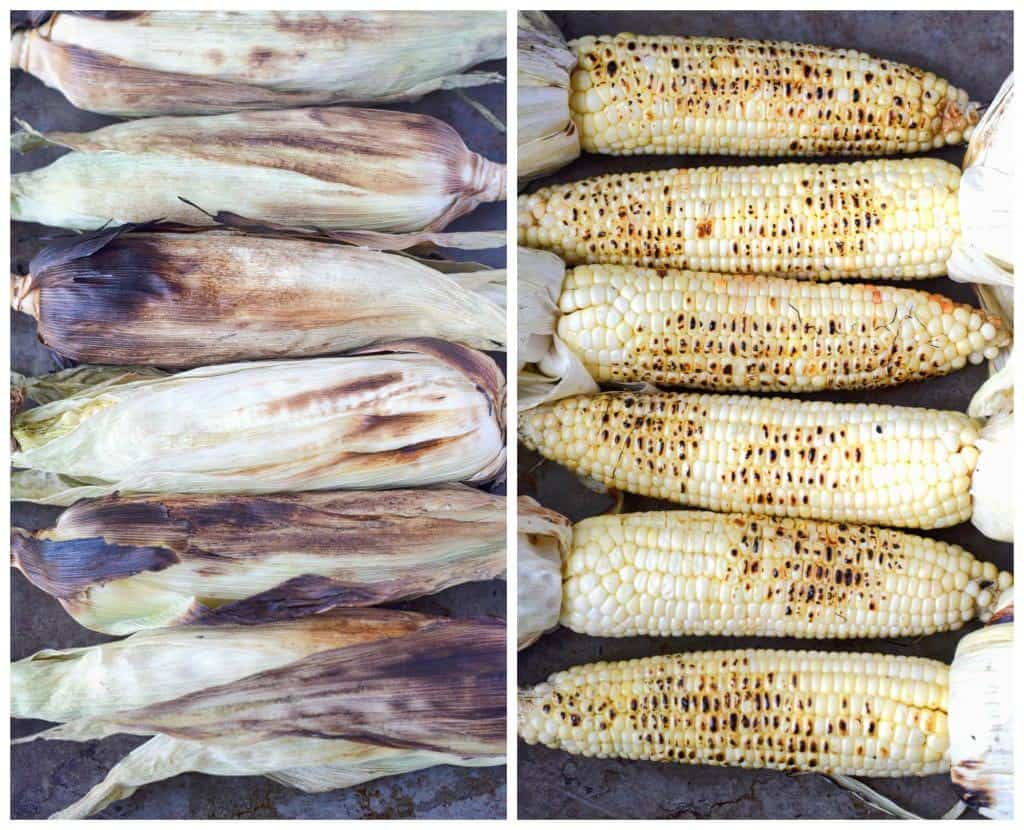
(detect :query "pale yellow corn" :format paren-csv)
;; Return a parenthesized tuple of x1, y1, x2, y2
(519, 649, 951, 777)
(518, 158, 960, 280)
(518, 392, 980, 529)
(557, 265, 1008, 391)
(568, 35, 978, 157)
(562, 511, 1012, 639)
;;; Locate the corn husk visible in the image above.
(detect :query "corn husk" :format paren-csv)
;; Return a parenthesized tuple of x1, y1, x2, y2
(949, 588, 1014, 819)
(12, 224, 506, 366)
(11, 339, 505, 505)
(12, 11, 505, 116)
(12, 485, 506, 634)
(516, 496, 571, 649)
(13, 611, 506, 818)
(11, 107, 506, 232)
(517, 12, 580, 186)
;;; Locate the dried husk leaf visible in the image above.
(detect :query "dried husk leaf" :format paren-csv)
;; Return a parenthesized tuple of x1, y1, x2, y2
(11, 11, 505, 116)
(14, 613, 505, 818)
(949, 588, 1013, 819)
(12, 485, 506, 634)
(12, 608, 435, 723)
(517, 497, 571, 649)
(13, 227, 506, 365)
(11, 107, 506, 232)
(11, 339, 506, 505)
(517, 12, 580, 186)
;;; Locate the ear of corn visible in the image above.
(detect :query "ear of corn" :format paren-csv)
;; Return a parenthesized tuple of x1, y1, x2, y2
(14, 612, 506, 818)
(12, 107, 506, 232)
(568, 34, 978, 157)
(560, 510, 1011, 639)
(12, 11, 505, 116)
(551, 263, 1008, 391)
(12, 225, 506, 365)
(519, 158, 960, 280)
(12, 485, 506, 635)
(519, 391, 998, 533)
(517, 12, 580, 185)
(519, 648, 951, 777)
(12, 339, 505, 505)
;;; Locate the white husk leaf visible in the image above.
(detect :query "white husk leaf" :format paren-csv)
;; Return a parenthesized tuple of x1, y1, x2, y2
(13, 12, 505, 116)
(516, 497, 572, 649)
(970, 411, 1015, 542)
(11, 612, 430, 723)
(517, 12, 580, 185)
(517, 248, 599, 410)
(948, 588, 1014, 819)
(11, 346, 504, 505)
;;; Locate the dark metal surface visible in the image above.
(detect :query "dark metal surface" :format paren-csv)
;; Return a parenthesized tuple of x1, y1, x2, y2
(10, 11, 507, 819)
(518, 9, 1013, 820)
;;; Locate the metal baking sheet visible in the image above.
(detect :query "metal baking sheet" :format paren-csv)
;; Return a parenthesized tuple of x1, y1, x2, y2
(517, 9, 1012, 820)
(10, 11, 507, 819)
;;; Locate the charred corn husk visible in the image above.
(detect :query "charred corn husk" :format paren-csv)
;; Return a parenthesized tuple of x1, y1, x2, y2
(567, 35, 978, 157)
(519, 158, 960, 280)
(520, 649, 951, 777)
(12, 107, 506, 232)
(530, 259, 1008, 392)
(12, 225, 506, 366)
(12, 486, 506, 635)
(11, 11, 505, 116)
(519, 392, 1011, 539)
(14, 611, 505, 819)
(12, 339, 505, 506)
(535, 509, 1011, 640)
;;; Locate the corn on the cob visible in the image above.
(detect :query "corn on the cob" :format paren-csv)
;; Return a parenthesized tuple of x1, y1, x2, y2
(559, 510, 1011, 639)
(553, 263, 1008, 391)
(12, 11, 505, 116)
(14, 611, 505, 819)
(12, 485, 506, 635)
(12, 226, 506, 366)
(518, 158, 959, 280)
(519, 391, 1009, 536)
(519, 649, 950, 777)
(12, 339, 505, 506)
(12, 107, 506, 232)
(568, 35, 979, 157)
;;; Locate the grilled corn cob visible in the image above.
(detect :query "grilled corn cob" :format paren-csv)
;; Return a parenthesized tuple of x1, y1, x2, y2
(518, 392, 1010, 539)
(14, 611, 505, 819)
(12, 339, 505, 506)
(549, 262, 1009, 391)
(518, 158, 959, 280)
(568, 34, 978, 157)
(12, 486, 506, 634)
(12, 11, 505, 116)
(12, 225, 506, 366)
(12, 107, 506, 232)
(557, 511, 1011, 639)
(520, 649, 950, 776)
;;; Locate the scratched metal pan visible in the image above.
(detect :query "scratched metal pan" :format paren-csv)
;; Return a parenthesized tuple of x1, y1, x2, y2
(517, 9, 1012, 820)
(9, 10, 507, 820)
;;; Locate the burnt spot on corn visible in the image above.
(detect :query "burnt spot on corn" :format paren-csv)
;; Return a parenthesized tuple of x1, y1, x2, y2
(249, 48, 275, 66)
(258, 373, 403, 418)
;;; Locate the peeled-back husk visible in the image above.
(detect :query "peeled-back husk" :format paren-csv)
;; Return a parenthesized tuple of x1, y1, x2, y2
(970, 412, 1014, 542)
(13, 613, 506, 819)
(11, 339, 505, 505)
(517, 497, 572, 649)
(949, 588, 1013, 819)
(517, 247, 599, 410)
(11, 107, 506, 232)
(11, 11, 505, 116)
(12, 224, 506, 365)
(517, 12, 580, 186)
(11, 485, 506, 635)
